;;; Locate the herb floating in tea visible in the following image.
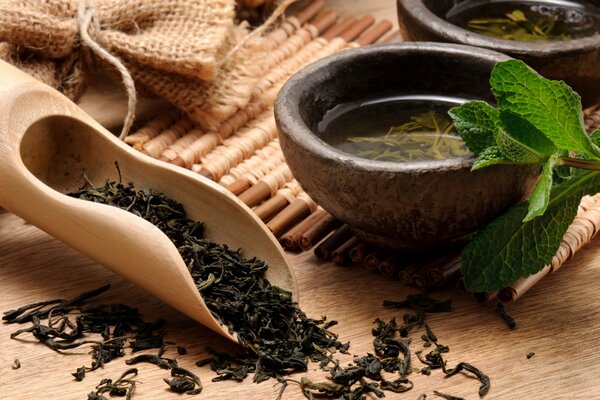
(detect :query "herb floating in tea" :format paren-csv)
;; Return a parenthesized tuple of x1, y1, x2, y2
(346, 111, 469, 162)
(11, 358, 20, 370)
(319, 95, 472, 162)
(446, 0, 600, 41)
(449, 59, 600, 292)
(468, 9, 571, 41)
(69, 174, 348, 384)
(527, 352, 535, 359)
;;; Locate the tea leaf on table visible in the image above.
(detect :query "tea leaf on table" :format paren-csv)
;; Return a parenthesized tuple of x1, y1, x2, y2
(433, 390, 465, 400)
(448, 100, 498, 153)
(462, 171, 600, 292)
(490, 60, 600, 159)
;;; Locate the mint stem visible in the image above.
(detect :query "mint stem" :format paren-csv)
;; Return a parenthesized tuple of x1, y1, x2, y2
(557, 157, 600, 171)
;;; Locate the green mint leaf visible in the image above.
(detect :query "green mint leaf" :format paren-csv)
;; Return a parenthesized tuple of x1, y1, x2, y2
(499, 110, 557, 156)
(471, 146, 511, 170)
(490, 60, 600, 159)
(494, 124, 547, 164)
(462, 170, 600, 292)
(448, 101, 498, 154)
(523, 154, 557, 221)
(552, 149, 573, 184)
(591, 127, 600, 146)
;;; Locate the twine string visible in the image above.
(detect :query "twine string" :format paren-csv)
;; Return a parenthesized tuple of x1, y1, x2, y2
(78, 0, 137, 140)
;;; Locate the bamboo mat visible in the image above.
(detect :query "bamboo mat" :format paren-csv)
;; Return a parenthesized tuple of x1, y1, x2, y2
(124, 0, 600, 303)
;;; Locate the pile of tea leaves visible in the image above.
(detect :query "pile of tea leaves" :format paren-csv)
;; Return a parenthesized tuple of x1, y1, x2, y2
(5, 173, 491, 398)
(67, 174, 349, 383)
(2, 284, 202, 398)
(268, 294, 489, 400)
(4, 285, 489, 399)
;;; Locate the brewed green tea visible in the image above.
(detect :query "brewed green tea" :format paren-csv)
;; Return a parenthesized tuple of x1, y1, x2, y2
(446, 0, 600, 41)
(319, 95, 472, 162)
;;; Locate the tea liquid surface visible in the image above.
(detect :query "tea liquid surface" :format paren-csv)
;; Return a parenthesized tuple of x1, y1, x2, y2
(318, 95, 472, 163)
(446, 0, 600, 41)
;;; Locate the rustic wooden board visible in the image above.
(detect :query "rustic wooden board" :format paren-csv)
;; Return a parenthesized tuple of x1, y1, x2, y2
(2, 209, 600, 399)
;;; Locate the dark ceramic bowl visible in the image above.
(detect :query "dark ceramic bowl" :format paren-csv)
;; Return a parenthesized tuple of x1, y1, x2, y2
(397, 0, 600, 107)
(275, 43, 539, 253)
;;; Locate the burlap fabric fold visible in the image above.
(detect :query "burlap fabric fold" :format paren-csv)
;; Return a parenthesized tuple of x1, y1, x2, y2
(0, 0, 269, 130)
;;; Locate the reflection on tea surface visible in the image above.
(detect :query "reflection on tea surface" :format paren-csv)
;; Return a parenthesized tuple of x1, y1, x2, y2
(318, 95, 472, 163)
(446, 0, 600, 41)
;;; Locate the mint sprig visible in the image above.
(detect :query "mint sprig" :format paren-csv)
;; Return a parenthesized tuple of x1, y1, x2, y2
(450, 59, 600, 292)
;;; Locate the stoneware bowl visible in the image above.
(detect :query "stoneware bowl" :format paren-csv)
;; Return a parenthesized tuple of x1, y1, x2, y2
(397, 0, 600, 107)
(275, 42, 539, 253)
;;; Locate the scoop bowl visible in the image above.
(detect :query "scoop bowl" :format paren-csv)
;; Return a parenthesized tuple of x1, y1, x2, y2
(0, 60, 297, 343)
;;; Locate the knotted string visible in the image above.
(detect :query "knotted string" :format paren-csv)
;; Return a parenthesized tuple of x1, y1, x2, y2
(77, 0, 137, 140)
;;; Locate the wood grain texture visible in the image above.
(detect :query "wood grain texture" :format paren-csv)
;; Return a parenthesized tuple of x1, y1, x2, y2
(2, 1, 600, 399)
(2, 210, 600, 399)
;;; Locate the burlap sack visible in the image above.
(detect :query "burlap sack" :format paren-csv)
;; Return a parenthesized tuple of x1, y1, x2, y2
(0, 0, 269, 131)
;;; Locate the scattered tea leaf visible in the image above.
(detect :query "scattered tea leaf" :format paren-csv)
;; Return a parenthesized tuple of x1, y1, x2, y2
(443, 361, 491, 397)
(164, 367, 202, 395)
(92, 368, 138, 400)
(433, 390, 465, 400)
(495, 303, 517, 330)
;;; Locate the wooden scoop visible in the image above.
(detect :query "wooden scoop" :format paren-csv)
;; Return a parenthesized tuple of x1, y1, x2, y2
(0, 60, 297, 343)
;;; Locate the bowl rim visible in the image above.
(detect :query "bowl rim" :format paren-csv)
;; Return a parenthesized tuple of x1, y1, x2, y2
(397, 0, 600, 56)
(275, 42, 511, 174)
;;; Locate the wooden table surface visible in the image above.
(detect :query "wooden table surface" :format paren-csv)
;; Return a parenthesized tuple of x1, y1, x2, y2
(2, 1, 600, 400)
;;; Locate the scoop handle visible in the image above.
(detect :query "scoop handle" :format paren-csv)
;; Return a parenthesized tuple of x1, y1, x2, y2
(0, 60, 231, 338)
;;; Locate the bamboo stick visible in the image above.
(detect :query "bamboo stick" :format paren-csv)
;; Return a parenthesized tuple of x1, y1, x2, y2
(355, 20, 393, 46)
(254, 180, 303, 221)
(221, 144, 285, 189)
(321, 16, 356, 40)
(364, 249, 389, 272)
(298, 212, 341, 251)
(314, 224, 353, 261)
(280, 208, 328, 250)
(349, 242, 372, 263)
(340, 16, 375, 42)
(238, 163, 293, 207)
(267, 192, 317, 238)
(140, 117, 194, 159)
(124, 108, 179, 146)
(378, 254, 403, 278)
(584, 104, 600, 133)
(332, 236, 361, 266)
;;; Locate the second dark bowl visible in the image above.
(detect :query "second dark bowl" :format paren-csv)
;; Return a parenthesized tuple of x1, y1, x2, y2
(397, 0, 600, 107)
(275, 43, 540, 252)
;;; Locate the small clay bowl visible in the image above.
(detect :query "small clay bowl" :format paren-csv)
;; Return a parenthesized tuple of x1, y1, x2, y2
(397, 0, 600, 107)
(275, 42, 539, 253)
